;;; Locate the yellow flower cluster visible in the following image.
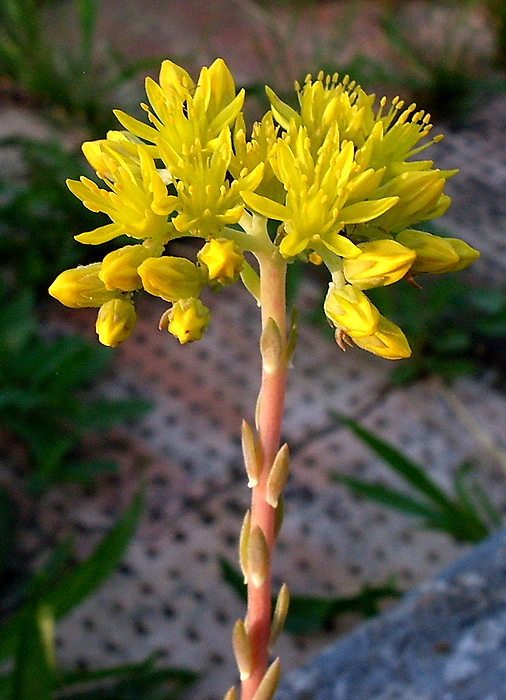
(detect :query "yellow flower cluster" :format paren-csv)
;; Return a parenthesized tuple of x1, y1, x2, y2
(49, 59, 478, 357)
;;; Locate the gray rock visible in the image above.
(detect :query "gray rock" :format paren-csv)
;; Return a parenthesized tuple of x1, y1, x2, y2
(276, 528, 506, 700)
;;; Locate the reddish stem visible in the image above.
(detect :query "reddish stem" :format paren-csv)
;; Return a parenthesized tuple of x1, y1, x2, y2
(241, 251, 287, 700)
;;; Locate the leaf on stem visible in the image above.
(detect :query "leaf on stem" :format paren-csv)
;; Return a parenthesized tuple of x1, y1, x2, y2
(266, 444, 289, 508)
(247, 526, 270, 588)
(252, 657, 281, 700)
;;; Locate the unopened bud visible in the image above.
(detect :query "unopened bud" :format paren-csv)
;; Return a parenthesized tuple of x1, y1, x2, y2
(232, 619, 252, 681)
(269, 584, 290, 649)
(248, 526, 270, 588)
(252, 657, 281, 700)
(198, 238, 245, 287)
(324, 283, 379, 338)
(95, 297, 137, 347)
(353, 315, 411, 360)
(396, 229, 459, 273)
(138, 256, 204, 301)
(99, 244, 154, 291)
(49, 263, 117, 308)
(443, 237, 480, 272)
(266, 444, 289, 508)
(260, 318, 284, 374)
(343, 240, 416, 289)
(167, 298, 210, 344)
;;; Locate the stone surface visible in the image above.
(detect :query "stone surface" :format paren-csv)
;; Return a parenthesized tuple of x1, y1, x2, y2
(275, 527, 506, 700)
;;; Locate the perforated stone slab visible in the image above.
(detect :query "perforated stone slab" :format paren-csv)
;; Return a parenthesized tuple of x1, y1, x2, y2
(38, 275, 506, 700)
(4, 87, 506, 700)
(275, 527, 506, 700)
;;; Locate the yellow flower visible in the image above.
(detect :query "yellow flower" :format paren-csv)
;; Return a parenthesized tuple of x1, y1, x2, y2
(138, 256, 204, 302)
(230, 112, 282, 201)
(242, 126, 397, 258)
(324, 283, 380, 338)
(265, 73, 456, 240)
(68, 142, 176, 245)
(96, 298, 137, 347)
(114, 58, 245, 158)
(161, 127, 264, 237)
(167, 298, 210, 344)
(198, 238, 245, 287)
(343, 240, 416, 289)
(396, 229, 479, 273)
(48, 263, 118, 308)
(352, 316, 411, 360)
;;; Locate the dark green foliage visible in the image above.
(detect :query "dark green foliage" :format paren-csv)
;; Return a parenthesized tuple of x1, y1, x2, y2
(331, 415, 501, 544)
(57, 660, 197, 700)
(219, 557, 400, 635)
(0, 137, 109, 295)
(381, 5, 506, 125)
(0, 288, 150, 490)
(368, 274, 506, 384)
(0, 0, 157, 134)
(0, 493, 197, 699)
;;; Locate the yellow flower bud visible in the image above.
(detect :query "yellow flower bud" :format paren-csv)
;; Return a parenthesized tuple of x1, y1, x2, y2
(95, 297, 137, 347)
(99, 244, 155, 291)
(167, 298, 210, 344)
(197, 238, 245, 287)
(324, 283, 380, 338)
(138, 256, 204, 302)
(343, 240, 416, 290)
(48, 263, 117, 308)
(353, 316, 411, 360)
(443, 237, 480, 272)
(396, 229, 459, 273)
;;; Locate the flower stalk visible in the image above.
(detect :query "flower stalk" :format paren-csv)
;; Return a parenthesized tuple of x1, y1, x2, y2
(239, 248, 287, 699)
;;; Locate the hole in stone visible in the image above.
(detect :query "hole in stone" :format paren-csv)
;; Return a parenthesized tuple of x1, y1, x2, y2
(118, 563, 135, 576)
(214, 609, 229, 625)
(149, 506, 163, 522)
(208, 652, 225, 666)
(348, 564, 362, 577)
(166, 568, 181, 581)
(173, 530, 186, 543)
(133, 620, 149, 636)
(162, 604, 176, 619)
(185, 627, 200, 643)
(150, 474, 168, 487)
(81, 617, 95, 631)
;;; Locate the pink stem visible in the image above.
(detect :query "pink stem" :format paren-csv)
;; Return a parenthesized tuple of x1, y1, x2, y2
(241, 251, 287, 700)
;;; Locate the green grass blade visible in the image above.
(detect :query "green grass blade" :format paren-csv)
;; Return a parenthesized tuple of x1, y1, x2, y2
(333, 414, 458, 512)
(332, 473, 444, 519)
(0, 490, 143, 662)
(76, 0, 97, 66)
(219, 558, 400, 634)
(11, 603, 56, 700)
